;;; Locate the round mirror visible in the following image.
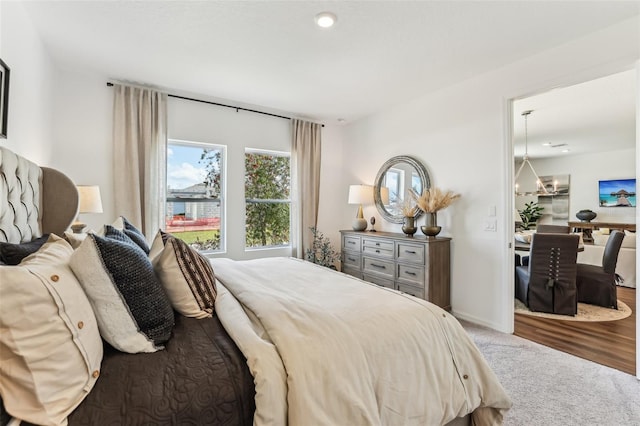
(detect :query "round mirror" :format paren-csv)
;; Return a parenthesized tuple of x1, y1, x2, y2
(374, 155, 431, 224)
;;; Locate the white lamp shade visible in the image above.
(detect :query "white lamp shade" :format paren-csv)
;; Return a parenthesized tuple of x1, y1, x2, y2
(77, 185, 103, 214)
(380, 187, 390, 205)
(348, 185, 373, 205)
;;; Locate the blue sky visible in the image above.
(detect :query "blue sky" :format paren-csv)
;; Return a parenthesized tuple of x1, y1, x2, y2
(167, 144, 207, 190)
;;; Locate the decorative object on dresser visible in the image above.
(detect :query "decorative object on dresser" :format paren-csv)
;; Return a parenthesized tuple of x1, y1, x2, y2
(0, 58, 9, 138)
(575, 209, 597, 222)
(373, 155, 430, 224)
(340, 230, 451, 310)
(400, 197, 419, 237)
(71, 185, 103, 233)
(347, 184, 373, 231)
(410, 187, 460, 237)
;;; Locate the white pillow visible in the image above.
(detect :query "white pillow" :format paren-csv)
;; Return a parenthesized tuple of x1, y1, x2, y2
(622, 230, 636, 249)
(150, 231, 217, 319)
(514, 232, 533, 243)
(0, 237, 103, 426)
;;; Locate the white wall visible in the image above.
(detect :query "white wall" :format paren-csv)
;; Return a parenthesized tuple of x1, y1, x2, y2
(49, 69, 113, 231)
(330, 17, 639, 332)
(0, 1, 55, 163)
(530, 149, 636, 224)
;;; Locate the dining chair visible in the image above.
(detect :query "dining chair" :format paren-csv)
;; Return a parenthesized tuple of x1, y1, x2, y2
(515, 233, 580, 315)
(519, 224, 571, 267)
(576, 230, 624, 309)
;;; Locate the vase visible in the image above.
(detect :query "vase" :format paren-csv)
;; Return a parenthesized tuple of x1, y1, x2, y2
(420, 212, 442, 238)
(576, 209, 597, 222)
(402, 216, 417, 237)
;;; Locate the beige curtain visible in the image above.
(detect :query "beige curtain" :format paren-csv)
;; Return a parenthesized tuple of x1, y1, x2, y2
(112, 84, 167, 240)
(291, 119, 322, 258)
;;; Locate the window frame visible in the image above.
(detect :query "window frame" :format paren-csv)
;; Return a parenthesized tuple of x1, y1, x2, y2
(166, 139, 227, 254)
(244, 147, 292, 251)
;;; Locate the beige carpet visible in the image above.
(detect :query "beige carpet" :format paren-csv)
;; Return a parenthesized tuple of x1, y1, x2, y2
(514, 298, 631, 321)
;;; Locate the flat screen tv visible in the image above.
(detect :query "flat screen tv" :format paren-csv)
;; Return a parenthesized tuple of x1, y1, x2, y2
(598, 178, 636, 207)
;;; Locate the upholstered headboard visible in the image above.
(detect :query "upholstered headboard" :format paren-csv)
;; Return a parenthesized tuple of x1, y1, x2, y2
(0, 147, 79, 243)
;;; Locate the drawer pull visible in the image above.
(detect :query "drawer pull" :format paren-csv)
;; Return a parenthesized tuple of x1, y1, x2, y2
(371, 263, 386, 269)
(405, 250, 416, 254)
(375, 249, 380, 253)
(375, 242, 380, 246)
(348, 241, 356, 245)
(405, 271, 417, 276)
(347, 257, 356, 262)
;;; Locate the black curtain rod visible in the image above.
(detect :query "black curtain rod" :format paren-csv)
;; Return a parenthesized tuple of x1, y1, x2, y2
(106, 82, 323, 126)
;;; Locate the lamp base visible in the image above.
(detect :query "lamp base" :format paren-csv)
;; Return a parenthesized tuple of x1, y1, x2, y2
(352, 218, 368, 232)
(71, 222, 87, 234)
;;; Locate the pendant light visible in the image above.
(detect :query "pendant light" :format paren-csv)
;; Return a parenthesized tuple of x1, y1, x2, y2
(514, 110, 550, 196)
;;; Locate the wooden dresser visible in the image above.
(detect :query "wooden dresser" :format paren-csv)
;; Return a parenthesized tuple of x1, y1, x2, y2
(340, 230, 451, 310)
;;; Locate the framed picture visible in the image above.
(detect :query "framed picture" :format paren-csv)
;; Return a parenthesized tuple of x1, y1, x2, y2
(598, 178, 636, 207)
(0, 58, 9, 138)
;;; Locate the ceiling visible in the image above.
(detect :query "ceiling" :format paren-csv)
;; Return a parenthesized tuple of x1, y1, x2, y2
(22, 1, 639, 126)
(513, 69, 637, 160)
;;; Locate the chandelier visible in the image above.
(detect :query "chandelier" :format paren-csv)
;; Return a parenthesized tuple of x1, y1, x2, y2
(514, 110, 556, 196)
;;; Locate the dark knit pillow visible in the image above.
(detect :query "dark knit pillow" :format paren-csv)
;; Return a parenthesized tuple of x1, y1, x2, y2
(120, 216, 150, 254)
(70, 230, 174, 353)
(149, 230, 217, 319)
(0, 234, 49, 265)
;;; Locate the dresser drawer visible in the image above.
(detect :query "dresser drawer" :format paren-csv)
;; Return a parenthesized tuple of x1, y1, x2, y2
(397, 263, 425, 286)
(342, 265, 362, 280)
(362, 238, 394, 252)
(396, 243, 425, 265)
(362, 256, 394, 279)
(362, 236, 394, 259)
(342, 252, 361, 268)
(363, 273, 394, 289)
(397, 282, 425, 299)
(343, 235, 361, 251)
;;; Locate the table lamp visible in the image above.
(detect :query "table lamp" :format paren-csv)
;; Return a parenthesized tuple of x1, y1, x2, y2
(71, 185, 103, 233)
(348, 184, 373, 231)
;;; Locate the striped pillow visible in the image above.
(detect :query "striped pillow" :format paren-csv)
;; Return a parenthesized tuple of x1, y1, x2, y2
(150, 231, 217, 319)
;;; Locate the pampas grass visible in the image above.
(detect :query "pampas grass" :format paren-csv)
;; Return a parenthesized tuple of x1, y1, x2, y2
(410, 187, 461, 213)
(399, 198, 420, 218)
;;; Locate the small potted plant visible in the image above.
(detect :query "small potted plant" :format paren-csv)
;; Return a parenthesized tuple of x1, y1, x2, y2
(518, 201, 544, 230)
(305, 227, 340, 270)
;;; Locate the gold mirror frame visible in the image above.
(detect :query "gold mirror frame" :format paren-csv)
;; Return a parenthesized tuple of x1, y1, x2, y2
(373, 155, 431, 224)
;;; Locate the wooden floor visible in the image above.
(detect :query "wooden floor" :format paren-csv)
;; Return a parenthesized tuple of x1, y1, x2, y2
(514, 286, 636, 375)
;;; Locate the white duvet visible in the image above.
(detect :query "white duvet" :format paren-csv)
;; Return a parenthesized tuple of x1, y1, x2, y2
(211, 257, 511, 426)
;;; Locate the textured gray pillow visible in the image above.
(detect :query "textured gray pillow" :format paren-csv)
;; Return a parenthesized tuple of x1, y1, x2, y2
(70, 226, 174, 353)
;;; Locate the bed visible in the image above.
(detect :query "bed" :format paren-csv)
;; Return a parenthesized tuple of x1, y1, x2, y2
(0, 146, 511, 425)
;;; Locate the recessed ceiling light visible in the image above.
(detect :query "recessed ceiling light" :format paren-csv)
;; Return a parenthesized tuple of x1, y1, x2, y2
(542, 142, 552, 146)
(315, 12, 337, 28)
(562, 149, 570, 153)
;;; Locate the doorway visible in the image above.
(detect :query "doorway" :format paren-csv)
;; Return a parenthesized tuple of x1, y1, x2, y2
(509, 69, 638, 376)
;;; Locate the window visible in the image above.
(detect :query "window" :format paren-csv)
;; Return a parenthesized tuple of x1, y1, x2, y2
(166, 141, 225, 252)
(384, 168, 402, 205)
(244, 149, 290, 249)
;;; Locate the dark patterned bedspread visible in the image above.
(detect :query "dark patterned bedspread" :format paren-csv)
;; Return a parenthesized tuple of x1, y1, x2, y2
(67, 313, 255, 425)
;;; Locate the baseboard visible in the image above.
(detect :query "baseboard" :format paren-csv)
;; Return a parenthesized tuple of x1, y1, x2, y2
(452, 310, 509, 333)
